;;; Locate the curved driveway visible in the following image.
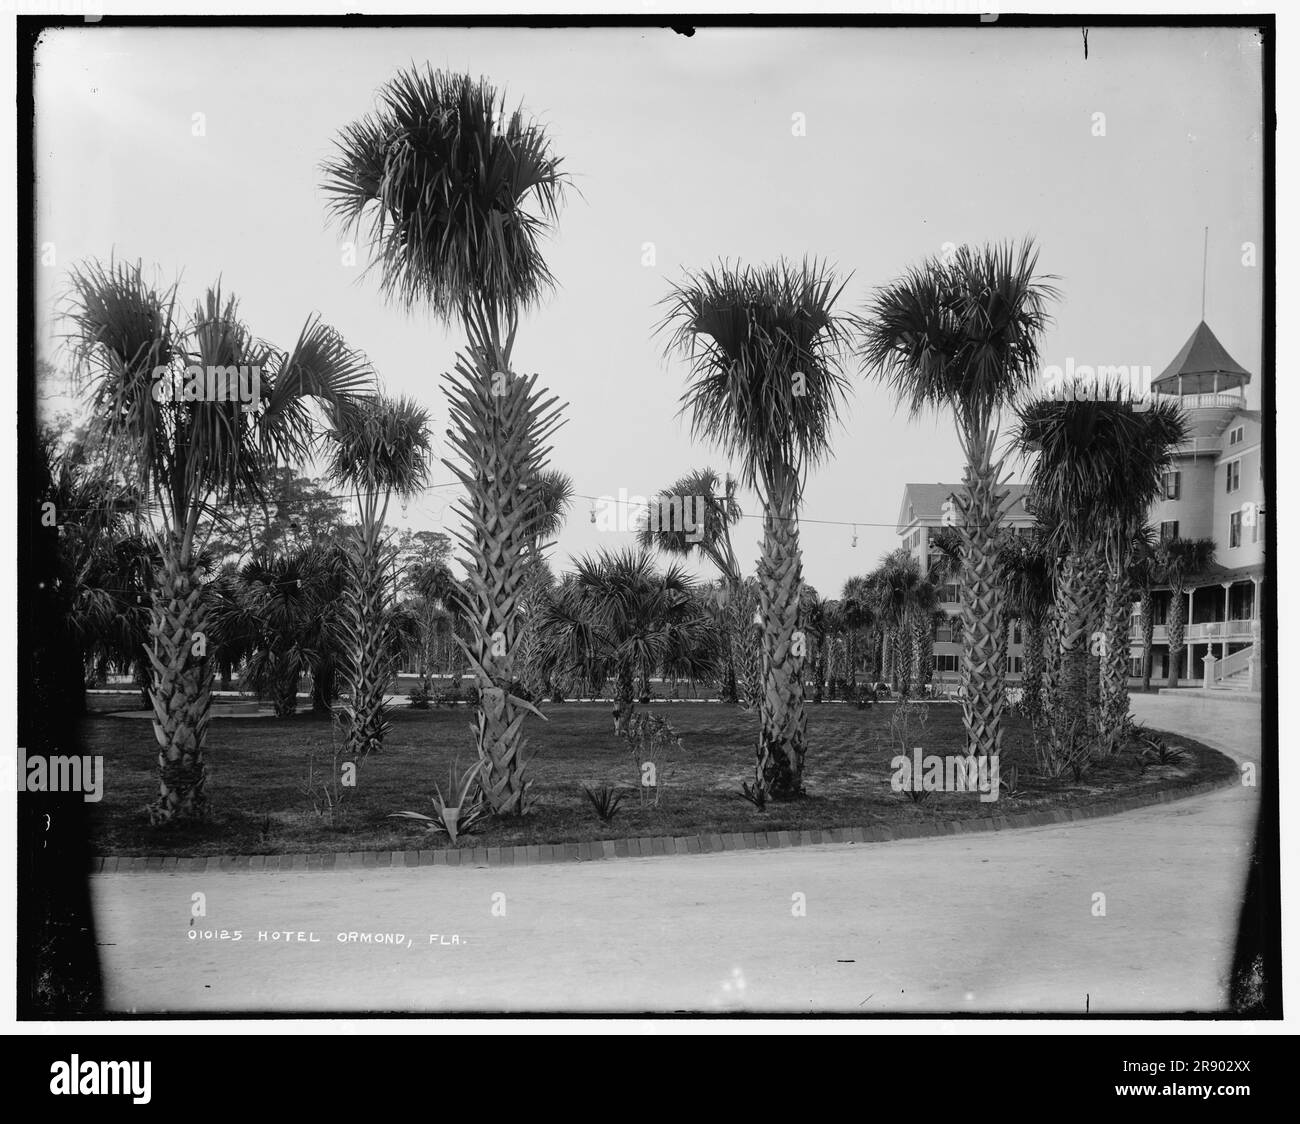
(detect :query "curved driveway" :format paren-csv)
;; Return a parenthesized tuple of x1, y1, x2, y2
(90, 693, 1260, 1014)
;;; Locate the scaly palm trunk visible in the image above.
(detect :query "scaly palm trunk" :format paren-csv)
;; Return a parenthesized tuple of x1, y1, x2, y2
(444, 311, 561, 816)
(956, 439, 1007, 759)
(273, 663, 300, 718)
(339, 528, 393, 758)
(145, 530, 211, 823)
(1022, 612, 1045, 717)
(896, 620, 914, 700)
(312, 655, 336, 715)
(756, 476, 806, 798)
(1053, 550, 1091, 734)
(915, 616, 934, 694)
(1139, 586, 1155, 692)
(1166, 583, 1187, 688)
(727, 593, 760, 710)
(613, 664, 635, 736)
(1099, 563, 1132, 752)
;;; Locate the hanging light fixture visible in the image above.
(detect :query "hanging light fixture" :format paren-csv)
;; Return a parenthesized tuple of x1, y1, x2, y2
(851, 524, 858, 548)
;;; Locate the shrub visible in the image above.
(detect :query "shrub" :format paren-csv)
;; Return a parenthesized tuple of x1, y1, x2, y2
(582, 783, 626, 824)
(407, 686, 432, 710)
(620, 711, 681, 809)
(388, 758, 487, 845)
(1138, 731, 1191, 768)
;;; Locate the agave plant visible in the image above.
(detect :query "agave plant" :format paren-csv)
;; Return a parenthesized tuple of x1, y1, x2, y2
(322, 66, 571, 816)
(66, 259, 372, 821)
(581, 783, 626, 824)
(389, 758, 488, 845)
(858, 239, 1059, 758)
(660, 258, 854, 799)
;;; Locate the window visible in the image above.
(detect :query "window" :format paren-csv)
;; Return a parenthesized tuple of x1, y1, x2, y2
(1010, 656, 1023, 674)
(1129, 657, 1142, 678)
(941, 583, 960, 603)
(1159, 520, 1180, 542)
(1012, 623, 1023, 645)
(935, 626, 953, 644)
(935, 654, 959, 673)
(1162, 471, 1181, 500)
(1253, 510, 1264, 544)
(1229, 511, 1242, 548)
(1226, 460, 1240, 493)
(1228, 425, 1244, 446)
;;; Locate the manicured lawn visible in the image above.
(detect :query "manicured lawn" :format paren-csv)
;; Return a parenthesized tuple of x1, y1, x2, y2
(82, 698, 1236, 857)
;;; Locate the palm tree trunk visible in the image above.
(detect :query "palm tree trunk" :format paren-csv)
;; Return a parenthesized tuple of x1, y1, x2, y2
(957, 446, 1007, 758)
(1139, 587, 1154, 692)
(1166, 583, 1187, 688)
(340, 528, 393, 758)
(1053, 549, 1092, 733)
(1099, 563, 1132, 751)
(613, 664, 635, 736)
(273, 664, 299, 718)
(444, 313, 559, 817)
(896, 620, 914, 700)
(312, 655, 336, 715)
(145, 531, 211, 823)
(1022, 612, 1044, 717)
(756, 477, 806, 799)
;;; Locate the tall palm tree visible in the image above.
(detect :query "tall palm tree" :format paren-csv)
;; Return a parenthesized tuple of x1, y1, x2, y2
(322, 66, 570, 816)
(868, 550, 933, 699)
(661, 259, 853, 799)
(67, 259, 371, 821)
(1129, 535, 1160, 692)
(326, 394, 432, 757)
(1017, 388, 1186, 731)
(1156, 537, 1217, 688)
(839, 574, 875, 692)
(536, 548, 722, 734)
(859, 239, 1057, 755)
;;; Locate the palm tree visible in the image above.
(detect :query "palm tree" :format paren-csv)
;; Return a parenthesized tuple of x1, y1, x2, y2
(1129, 536, 1160, 692)
(638, 466, 744, 700)
(858, 239, 1059, 757)
(517, 470, 572, 699)
(67, 259, 371, 821)
(214, 547, 345, 717)
(326, 394, 432, 758)
(1017, 389, 1187, 731)
(536, 548, 722, 734)
(1156, 536, 1217, 688)
(322, 66, 570, 816)
(867, 550, 934, 699)
(839, 574, 875, 693)
(661, 259, 853, 799)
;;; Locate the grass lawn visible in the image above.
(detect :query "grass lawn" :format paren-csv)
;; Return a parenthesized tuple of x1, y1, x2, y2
(82, 697, 1236, 857)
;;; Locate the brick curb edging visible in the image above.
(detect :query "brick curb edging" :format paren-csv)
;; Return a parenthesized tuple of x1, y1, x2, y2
(89, 771, 1240, 875)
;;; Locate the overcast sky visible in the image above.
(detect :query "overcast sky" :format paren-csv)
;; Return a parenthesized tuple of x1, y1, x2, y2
(33, 24, 1265, 595)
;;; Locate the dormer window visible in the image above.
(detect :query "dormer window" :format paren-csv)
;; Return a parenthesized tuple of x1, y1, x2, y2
(1228, 425, 1245, 446)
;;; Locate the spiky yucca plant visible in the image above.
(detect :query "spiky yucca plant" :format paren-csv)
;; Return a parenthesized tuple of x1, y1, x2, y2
(67, 259, 372, 822)
(660, 259, 853, 799)
(322, 66, 569, 815)
(859, 239, 1059, 758)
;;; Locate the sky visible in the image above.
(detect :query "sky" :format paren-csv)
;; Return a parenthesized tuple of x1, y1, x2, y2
(32, 23, 1265, 595)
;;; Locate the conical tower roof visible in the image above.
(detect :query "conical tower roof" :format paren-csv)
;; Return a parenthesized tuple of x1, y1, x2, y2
(1151, 320, 1251, 395)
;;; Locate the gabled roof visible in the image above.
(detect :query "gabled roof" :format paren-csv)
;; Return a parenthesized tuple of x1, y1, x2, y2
(897, 483, 1033, 534)
(1152, 320, 1251, 393)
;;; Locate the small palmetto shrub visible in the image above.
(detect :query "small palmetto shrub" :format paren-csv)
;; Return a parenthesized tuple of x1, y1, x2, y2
(582, 784, 626, 824)
(621, 711, 681, 809)
(389, 758, 488, 845)
(1138, 732, 1191, 768)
